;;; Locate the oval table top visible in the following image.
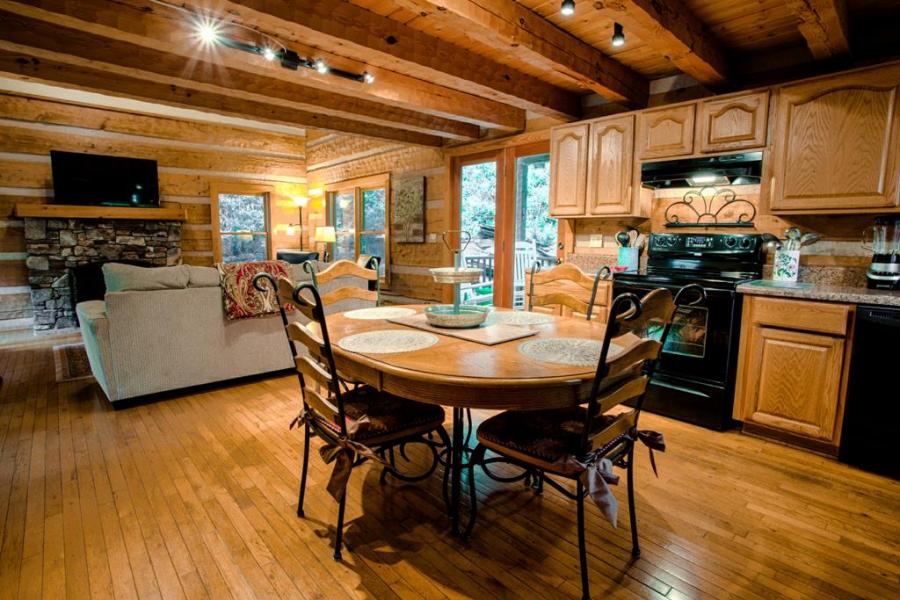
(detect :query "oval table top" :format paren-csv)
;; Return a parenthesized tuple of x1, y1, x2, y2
(325, 305, 626, 410)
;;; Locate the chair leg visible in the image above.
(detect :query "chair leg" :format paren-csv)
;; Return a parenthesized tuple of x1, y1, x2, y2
(334, 493, 347, 561)
(576, 480, 590, 600)
(297, 421, 311, 518)
(627, 445, 640, 558)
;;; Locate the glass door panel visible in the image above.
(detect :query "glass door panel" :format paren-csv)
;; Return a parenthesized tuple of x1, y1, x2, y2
(514, 153, 555, 309)
(332, 191, 355, 261)
(459, 160, 498, 305)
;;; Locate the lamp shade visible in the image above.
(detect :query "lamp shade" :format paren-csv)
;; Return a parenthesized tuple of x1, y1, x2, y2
(292, 196, 309, 207)
(314, 226, 336, 243)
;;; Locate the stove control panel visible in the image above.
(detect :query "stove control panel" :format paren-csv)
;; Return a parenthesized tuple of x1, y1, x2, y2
(650, 233, 761, 255)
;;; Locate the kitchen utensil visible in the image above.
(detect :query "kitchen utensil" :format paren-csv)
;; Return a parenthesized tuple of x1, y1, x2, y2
(800, 232, 821, 247)
(627, 228, 640, 247)
(616, 231, 631, 247)
(633, 233, 646, 250)
(785, 227, 801, 251)
(760, 233, 782, 251)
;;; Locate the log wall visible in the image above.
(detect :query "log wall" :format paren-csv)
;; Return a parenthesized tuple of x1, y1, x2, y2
(307, 135, 447, 302)
(0, 92, 307, 325)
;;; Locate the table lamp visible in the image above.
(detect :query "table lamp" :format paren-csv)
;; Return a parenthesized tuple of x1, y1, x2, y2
(315, 226, 336, 262)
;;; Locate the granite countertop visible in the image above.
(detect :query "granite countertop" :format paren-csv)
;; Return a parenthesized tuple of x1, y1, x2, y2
(737, 280, 900, 307)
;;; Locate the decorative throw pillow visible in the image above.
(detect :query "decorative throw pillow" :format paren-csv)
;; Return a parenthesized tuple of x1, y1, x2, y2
(102, 263, 190, 292)
(218, 260, 293, 320)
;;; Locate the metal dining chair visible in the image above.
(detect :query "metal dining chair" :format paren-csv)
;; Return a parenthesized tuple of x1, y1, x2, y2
(465, 284, 704, 600)
(526, 262, 611, 320)
(253, 274, 450, 561)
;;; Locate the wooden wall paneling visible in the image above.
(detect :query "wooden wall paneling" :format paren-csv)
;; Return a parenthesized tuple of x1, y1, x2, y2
(696, 91, 769, 152)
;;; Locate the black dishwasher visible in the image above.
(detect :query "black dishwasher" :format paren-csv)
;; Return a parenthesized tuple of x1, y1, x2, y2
(838, 304, 900, 479)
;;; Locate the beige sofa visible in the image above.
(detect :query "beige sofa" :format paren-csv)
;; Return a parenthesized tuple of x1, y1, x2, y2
(77, 262, 370, 403)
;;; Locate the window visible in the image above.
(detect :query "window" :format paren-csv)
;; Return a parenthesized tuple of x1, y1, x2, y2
(326, 175, 390, 281)
(211, 182, 273, 264)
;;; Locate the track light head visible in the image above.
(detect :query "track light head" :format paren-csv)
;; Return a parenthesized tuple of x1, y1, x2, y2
(195, 19, 221, 45)
(612, 22, 625, 47)
(262, 47, 278, 61)
(363, 71, 375, 84)
(315, 59, 329, 74)
(560, 0, 575, 16)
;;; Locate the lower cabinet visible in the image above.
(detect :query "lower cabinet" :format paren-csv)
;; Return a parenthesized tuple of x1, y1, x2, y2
(733, 296, 854, 453)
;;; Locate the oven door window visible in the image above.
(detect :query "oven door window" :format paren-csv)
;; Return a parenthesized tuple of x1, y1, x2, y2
(647, 305, 709, 358)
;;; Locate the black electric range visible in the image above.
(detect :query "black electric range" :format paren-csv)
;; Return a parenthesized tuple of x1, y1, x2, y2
(613, 232, 764, 430)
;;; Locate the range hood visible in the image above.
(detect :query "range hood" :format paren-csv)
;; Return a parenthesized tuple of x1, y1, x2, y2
(641, 152, 762, 189)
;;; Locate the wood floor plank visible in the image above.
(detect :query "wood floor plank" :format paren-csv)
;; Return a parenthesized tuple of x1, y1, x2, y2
(1, 333, 899, 600)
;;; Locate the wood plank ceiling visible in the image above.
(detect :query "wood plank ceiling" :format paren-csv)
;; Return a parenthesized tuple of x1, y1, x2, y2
(0, 0, 896, 146)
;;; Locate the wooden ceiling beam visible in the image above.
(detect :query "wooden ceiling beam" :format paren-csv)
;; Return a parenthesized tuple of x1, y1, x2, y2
(0, 6, 480, 141)
(0, 44, 445, 146)
(784, 0, 850, 60)
(390, 0, 648, 106)
(593, 0, 729, 86)
(3, 0, 524, 132)
(198, 0, 582, 119)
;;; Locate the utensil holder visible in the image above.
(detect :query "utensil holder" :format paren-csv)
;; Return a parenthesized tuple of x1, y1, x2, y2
(773, 249, 800, 282)
(618, 247, 640, 272)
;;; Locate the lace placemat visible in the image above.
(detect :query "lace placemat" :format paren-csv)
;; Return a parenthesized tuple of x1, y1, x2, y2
(518, 338, 623, 367)
(337, 329, 439, 354)
(343, 307, 418, 320)
(485, 311, 554, 326)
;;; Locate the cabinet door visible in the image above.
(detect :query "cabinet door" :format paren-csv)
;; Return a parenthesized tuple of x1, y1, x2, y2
(770, 64, 900, 211)
(586, 115, 634, 216)
(738, 326, 845, 443)
(549, 123, 589, 217)
(636, 104, 695, 159)
(697, 92, 769, 152)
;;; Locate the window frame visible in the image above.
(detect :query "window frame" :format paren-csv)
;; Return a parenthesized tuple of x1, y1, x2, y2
(324, 173, 391, 286)
(210, 181, 274, 264)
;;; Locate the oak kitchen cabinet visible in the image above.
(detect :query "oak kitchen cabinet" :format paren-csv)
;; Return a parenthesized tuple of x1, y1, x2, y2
(586, 115, 635, 216)
(636, 104, 695, 159)
(549, 122, 589, 217)
(734, 296, 855, 453)
(696, 91, 769, 153)
(769, 63, 900, 212)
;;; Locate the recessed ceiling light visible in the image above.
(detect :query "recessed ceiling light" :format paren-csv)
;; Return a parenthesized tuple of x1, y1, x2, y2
(561, 0, 575, 17)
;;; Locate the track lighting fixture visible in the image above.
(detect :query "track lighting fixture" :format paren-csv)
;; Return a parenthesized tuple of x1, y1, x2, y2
(186, 8, 373, 83)
(612, 22, 625, 47)
(560, 0, 575, 16)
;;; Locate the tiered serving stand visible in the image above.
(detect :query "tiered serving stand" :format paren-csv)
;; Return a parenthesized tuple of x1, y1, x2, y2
(426, 231, 489, 328)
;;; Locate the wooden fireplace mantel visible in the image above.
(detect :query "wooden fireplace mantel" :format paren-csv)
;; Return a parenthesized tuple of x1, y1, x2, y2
(14, 204, 187, 221)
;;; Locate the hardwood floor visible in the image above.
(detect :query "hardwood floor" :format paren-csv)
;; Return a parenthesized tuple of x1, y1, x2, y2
(1, 333, 899, 599)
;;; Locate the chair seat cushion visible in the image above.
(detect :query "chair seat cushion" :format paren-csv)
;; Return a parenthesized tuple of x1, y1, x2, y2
(314, 386, 445, 444)
(476, 407, 629, 475)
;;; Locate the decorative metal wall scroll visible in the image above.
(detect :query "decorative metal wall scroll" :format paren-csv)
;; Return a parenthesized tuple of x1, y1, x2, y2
(664, 186, 756, 228)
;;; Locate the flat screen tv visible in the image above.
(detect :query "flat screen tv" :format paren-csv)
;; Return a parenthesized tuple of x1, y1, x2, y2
(50, 150, 160, 207)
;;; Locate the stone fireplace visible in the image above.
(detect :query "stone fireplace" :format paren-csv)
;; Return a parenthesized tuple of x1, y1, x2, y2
(23, 217, 182, 330)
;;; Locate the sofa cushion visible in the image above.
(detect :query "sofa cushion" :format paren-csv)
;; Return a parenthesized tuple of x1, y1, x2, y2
(188, 265, 221, 288)
(103, 263, 190, 292)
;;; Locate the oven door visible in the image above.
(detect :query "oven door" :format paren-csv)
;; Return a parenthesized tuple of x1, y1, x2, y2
(612, 280, 737, 384)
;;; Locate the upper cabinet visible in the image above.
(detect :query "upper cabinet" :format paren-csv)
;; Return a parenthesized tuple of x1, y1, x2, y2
(636, 104, 695, 159)
(586, 115, 634, 216)
(549, 123, 589, 217)
(697, 92, 769, 152)
(769, 64, 900, 212)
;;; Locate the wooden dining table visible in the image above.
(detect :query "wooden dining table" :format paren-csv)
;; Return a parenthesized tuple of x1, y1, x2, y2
(325, 305, 612, 535)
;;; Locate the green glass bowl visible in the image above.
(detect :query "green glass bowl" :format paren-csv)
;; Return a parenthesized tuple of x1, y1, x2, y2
(424, 305, 489, 328)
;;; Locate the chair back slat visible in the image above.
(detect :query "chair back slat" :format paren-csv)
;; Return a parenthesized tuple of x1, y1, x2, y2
(300, 382, 341, 424)
(526, 263, 607, 320)
(595, 375, 648, 415)
(614, 288, 675, 337)
(320, 286, 377, 306)
(316, 259, 378, 284)
(590, 411, 637, 452)
(605, 338, 663, 380)
(278, 277, 317, 321)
